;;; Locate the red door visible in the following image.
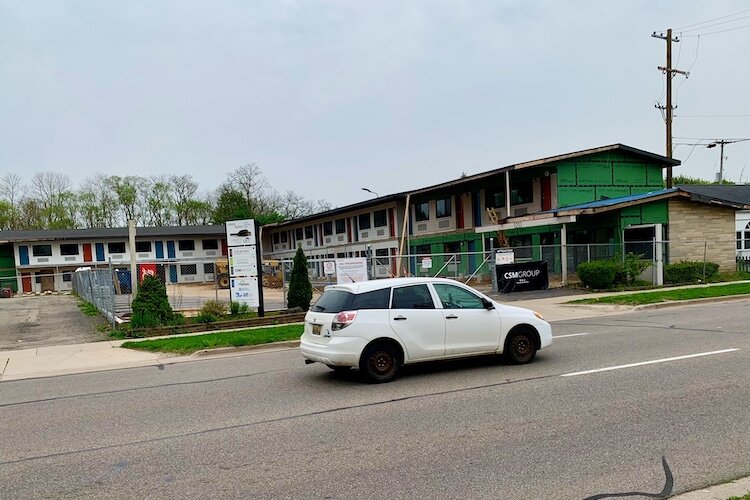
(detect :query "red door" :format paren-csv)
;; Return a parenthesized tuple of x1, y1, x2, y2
(21, 273, 32, 293)
(455, 195, 464, 229)
(83, 243, 93, 262)
(541, 177, 552, 211)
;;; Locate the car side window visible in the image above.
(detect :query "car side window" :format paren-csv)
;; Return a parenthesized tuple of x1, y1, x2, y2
(433, 284, 485, 309)
(351, 288, 391, 310)
(391, 284, 435, 309)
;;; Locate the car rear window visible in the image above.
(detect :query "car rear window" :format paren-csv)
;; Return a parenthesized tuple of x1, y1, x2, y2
(311, 290, 353, 313)
(351, 288, 390, 310)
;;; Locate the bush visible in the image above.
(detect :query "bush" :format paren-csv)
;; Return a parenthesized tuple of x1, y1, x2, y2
(196, 300, 228, 323)
(230, 301, 251, 315)
(288, 247, 312, 311)
(130, 275, 174, 327)
(665, 261, 720, 284)
(577, 260, 618, 289)
(619, 253, 650, 285)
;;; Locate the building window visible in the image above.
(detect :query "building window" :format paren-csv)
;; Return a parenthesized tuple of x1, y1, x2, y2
(108, 242, 126, 254)
(358, 213, 371, 230)
(32, 245, 53, 257)
(304, 226, 313, 239)
(280, 232, 288, 243)
(414, 244, 431, 255)
(323, 221, 333, 236)
(60, 244, 79, 256)
(335, 218, 346, 234)
(373, 210, 387, 227)
(135, 241, 152, 253)
(295, 228, 304, 240)
(739, 232, 743, 250)
(178, 240, 195, 251)
(508, 235, 532, 260)
(180, 264, 197, 275)
(203, 263, 215, 274)
(62, 272, 72, 282)
(745, 228, 750, 249)
(272, 233, 280, 244)
(436, 198, 451, 218)
(485, 187, 505, 209)
(444, 241, 461, 263)
(202, 239, 218, 250)
(415, 202, 429, 221)
(510, 179, 534, 206)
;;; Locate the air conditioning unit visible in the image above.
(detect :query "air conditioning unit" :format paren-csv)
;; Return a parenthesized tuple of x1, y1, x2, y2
(361, 231, 369, 238)
(417, 224, 428, 232)
(183, 251, 193, 257)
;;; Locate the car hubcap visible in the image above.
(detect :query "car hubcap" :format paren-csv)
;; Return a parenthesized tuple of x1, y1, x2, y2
(515, 337, 531, 356)
(370, 351, 393, 374)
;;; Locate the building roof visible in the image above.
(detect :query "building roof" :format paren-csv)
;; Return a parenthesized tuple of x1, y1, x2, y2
(0, 225, 226, 243)
(675, 184, 750, 207)
(267, 143, 680, 230)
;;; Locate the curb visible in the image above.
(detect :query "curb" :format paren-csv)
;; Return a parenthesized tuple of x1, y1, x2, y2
(670, 475, 750, 499)
(632, 293, 750, 311)
(191, 340, 301, 357)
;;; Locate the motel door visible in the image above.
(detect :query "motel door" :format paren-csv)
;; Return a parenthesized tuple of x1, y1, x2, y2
(39, 269, 55, 292)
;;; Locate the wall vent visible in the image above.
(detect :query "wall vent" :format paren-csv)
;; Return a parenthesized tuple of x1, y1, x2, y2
(417, 223, 428, 232)
(111, 254, 123, 260)
(377, 229, 385, 236)
(64, 256, 77, 262)
(337, 236, 344, 242)
(361, 231, 369, 238)
(205, 251, 217, 256)
(325, 237, 331, 244)
(438, 220, 450, 229)
(513, 207, 529, 216)
(182, 251, 193, 257)
(137, 253, 150, 258)
(37, 257, 49, 263)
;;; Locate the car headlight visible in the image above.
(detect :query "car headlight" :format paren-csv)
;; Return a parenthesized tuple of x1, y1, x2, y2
(533, 311, 544, 320)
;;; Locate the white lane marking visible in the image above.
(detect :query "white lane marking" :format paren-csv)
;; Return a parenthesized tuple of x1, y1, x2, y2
(554, 333, 590, 339)
(561, 348, 739, 377)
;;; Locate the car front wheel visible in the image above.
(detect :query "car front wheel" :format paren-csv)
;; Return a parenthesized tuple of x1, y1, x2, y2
(503, 329, 538, 364)
(359, 343, 400, 383)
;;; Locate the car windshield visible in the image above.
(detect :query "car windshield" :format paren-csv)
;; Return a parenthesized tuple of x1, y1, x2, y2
(311, 290, 354, 313)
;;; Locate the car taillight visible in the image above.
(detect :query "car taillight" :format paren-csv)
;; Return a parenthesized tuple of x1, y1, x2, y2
(331, 311, 357, 331)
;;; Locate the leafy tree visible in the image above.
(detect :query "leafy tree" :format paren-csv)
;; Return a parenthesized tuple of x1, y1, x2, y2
(287, 247, 312, 311)
(130, 275, 175, 328)
(212, 187, 253, 224)
(673, 175, 735, 185)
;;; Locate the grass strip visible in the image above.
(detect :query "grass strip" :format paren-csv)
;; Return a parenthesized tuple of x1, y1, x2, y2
(569, 282, 750, 306)
(121, 324, 304, 354)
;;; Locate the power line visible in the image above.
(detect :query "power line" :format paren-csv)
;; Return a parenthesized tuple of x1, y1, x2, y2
(682, 23, 750, 37)
(679, 13, 750, 33)
(673, 8, 750, 30)
(675, 113, 750, 118)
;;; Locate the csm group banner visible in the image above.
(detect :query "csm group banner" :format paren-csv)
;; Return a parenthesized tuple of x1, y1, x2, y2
(496, 261, 549, 293)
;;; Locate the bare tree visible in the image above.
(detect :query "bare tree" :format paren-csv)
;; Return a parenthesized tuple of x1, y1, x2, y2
(79, 174, 119, 228)
(0, 173, 25, 229)
(144, 176, 174, 227)
(170, 174, 198, 226)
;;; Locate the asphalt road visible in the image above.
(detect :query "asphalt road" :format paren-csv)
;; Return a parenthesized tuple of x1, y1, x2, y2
(1, 300, 749, 499)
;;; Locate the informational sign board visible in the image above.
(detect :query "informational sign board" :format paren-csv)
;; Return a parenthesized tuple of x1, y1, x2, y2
(421, 257, 433, 270)
(230, 276, 260, 307)
(225, 219, 257, 247)
(229, 246, 258, 277)
(323, 261, 336, 276)
(495, 249, 515, 265)
(335, 258, 369, 284)
(496, 261, 549, 293)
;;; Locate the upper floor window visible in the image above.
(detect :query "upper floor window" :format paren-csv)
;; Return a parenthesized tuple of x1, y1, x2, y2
(60, 244, 79, 256)
(359, 213, 371, 230)
(436, 197, 451, 218)
(108, 242, 126, 254)
(485, 187, 505, 209)
(273, 233, 280, 244)
(304, 226, 313, 239)
(335, 218, 346, 234)
(323, 221, 333, 236)
(202, 239, 218, 250)
(32, 244, 53, 257)
(135, 241, 152, 253)
(280, 231, 288, 243)
(178, 240, 195, 251)
(510, 179, 534, 205)
(373, 209, 387, 227)
(295, 228, 304, 240)
(415, 202, 429, 221)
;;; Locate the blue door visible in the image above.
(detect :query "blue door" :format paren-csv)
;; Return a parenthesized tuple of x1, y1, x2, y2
(95, 243, 105, 261)
(167, 241, 176, 259)
(169, 265, 177, 283)
(19, 246, 29, 266)
(155, 241, 164, 259)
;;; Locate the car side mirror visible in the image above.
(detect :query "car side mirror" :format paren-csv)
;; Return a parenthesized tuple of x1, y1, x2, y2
(482, 298, 494, 310)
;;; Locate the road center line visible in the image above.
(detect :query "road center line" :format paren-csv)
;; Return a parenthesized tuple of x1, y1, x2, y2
(554, 333, 590, 338)
(561, 348, 739, 377)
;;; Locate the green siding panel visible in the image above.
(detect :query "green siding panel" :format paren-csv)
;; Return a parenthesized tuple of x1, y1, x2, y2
(613, 163, 647, 185)
(646, 165, 665, 187)
(576, 163, 612, 186)
(595, 187, 631, 200)
(640, 201, 668, 224)
(629, 186, 654, 195)
(558, 187, 595, 207)
(556, 162, 577, 185)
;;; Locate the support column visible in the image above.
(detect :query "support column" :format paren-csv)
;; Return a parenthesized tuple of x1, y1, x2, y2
(128, 220, 138, 296)
(654, 223, 664, 286)
(504, 171, 511, 217)
(561, 224, 568, 285)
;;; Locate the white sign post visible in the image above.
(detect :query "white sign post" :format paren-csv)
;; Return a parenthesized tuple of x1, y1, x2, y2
(335, 258, 369, 284)
(225, 219, 263, 313)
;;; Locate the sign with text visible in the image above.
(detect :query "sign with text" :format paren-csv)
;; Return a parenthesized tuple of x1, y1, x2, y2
(496, 260, 549, 293)
(229, 246, 258, 277)
(335, 258, 369, 284)
(323, 261, 336, 276)
(421, 257, 432, 270)
(230, 276, 260, 307)
(225, 219, 257, 247)
(495, 249, 515, 265)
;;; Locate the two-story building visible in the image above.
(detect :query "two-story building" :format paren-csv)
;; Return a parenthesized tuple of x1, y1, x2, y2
(0, 226, 227, 293)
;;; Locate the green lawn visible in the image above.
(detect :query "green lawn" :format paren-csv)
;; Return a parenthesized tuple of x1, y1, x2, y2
(121, 324, 304, 354)
(570, 282, 750, 306)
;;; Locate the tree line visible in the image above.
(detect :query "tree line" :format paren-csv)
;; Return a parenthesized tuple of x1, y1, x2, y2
(0, 163, 331, 231)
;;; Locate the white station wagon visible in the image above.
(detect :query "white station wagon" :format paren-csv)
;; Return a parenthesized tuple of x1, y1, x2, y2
(301, 277, 552, 383)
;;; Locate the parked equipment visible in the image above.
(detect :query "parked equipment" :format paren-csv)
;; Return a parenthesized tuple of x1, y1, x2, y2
(0, 288, 12, 298)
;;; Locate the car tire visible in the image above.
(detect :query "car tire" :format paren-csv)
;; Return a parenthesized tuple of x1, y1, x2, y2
(327, 365, 351, 373)
(359, 343, 400, 383)
(503, 328, 537, 364)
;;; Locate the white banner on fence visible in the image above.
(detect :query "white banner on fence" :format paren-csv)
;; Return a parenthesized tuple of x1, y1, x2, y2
(225, 219, 257, 247)
(421, 257, 432, 269)
(495, 250, 515, 265)
(229, 246, 257, 277)
(230, 276, 260, 307)
(335, 258, 368, 284)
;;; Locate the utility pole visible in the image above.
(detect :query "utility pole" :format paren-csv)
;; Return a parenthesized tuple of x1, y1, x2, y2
(652, 28, 688, 188)
(706, 138, 750, 184)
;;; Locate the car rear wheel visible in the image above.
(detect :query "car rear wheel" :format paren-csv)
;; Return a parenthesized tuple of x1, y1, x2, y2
(360, 343, 400, 383)
(503, 328, 537, 364)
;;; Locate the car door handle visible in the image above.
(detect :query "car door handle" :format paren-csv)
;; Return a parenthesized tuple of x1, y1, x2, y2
(393, 316, 407, 321)
(445, 314, 458, 319)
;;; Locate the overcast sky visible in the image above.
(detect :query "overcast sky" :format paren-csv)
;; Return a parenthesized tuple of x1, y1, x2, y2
(1, 1, 749, 207)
